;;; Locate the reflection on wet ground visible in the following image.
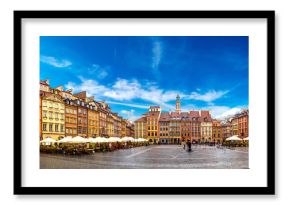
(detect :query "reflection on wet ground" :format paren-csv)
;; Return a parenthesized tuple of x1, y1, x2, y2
(40, 145, 249, 169)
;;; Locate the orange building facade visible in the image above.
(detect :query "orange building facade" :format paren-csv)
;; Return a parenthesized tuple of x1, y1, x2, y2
(64, 99, 78, 137)
(76, 99, 88, 138)
(147, 106, 161, 144)
(237, 109, 249, 139)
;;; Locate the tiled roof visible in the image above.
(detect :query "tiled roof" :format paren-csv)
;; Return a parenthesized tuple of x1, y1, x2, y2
(200, 110, 212, 121)
(40, 81, 49, 86)
(189, 111, 200, 118)
(170, 112, 180, 117)
(135, 116, 147, 122)
(159, 112, 170, 121)
(180, 112, 189, 117)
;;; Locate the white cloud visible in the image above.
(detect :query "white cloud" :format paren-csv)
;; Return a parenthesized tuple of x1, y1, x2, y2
(212, 106, 243, 119)
(65, 77, 108, 97)
(120, 109, 138, 121)
(181, 104, 197, 112)
(104, 79, 141, 100)
(87, 64, 108, 79)
(40, 56, 72, 68)
(188, 90, 229, 102)
(182, 105, 244, 120)
(103, 78, 175, 110)
(151, 39, 163, 79)
(65, 77, 230, 112)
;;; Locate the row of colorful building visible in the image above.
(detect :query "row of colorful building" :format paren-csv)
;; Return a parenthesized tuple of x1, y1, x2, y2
(39, 80, 134, 140)
(40, 80, 249, 144)
(134, 95, 249, 144)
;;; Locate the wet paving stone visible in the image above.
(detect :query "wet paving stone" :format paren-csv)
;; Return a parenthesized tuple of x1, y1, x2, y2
(40, 145, 249, 169)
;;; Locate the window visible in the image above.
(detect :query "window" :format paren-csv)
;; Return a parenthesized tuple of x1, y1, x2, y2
(61, 125, 64, 132)
(42, 123, 47, 131)
(49, 112, 53, 118)
(49, 124, 53, 132)
(66, 128, 69, 133)
(43, 111, 47, 118)
(78, 126, 82, 134)
(55, 113, 58, 119)
(55, 124, 59, 132)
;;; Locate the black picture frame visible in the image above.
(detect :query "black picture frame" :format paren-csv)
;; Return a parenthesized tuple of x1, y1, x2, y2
(14, 10, 275, 195)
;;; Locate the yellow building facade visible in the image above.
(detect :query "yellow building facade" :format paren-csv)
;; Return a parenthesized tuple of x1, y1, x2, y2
(231, 118, 238, 135)
(41, 93, 65, 140)
(147, 106, 161, 144)
(200, 122, 212, 143)
(121, 119, 127, 137)
(212, 120, 223, 143)
(88, 105, 99, 138)
(135, 116, 147, 138)
(106, 113, 114, 137)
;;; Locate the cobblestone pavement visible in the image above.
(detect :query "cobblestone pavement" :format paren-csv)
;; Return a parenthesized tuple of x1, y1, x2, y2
(40, 145, 249, 169)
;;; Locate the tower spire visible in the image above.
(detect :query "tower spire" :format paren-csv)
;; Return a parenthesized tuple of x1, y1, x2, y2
(176, 94, 181, 113)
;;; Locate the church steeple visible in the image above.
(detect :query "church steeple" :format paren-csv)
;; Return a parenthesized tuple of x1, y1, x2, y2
(176, 94, 181, 113)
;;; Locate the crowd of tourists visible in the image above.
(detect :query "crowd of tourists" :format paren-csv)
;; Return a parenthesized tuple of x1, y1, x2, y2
(40, 136, 149, 155)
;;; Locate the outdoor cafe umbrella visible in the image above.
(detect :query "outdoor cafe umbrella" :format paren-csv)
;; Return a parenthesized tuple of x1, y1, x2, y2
(86, 138, 97, 143)
(108, 137, 121, 142)
(57, 136, 72, 143)
(243, 137, 249, 141)
(121, 137, 135, 142)
(70, 136, 88, 143)
(40, 137, 56, 145)
(225, 135, 242, 141)
(94, 137, 109, 143)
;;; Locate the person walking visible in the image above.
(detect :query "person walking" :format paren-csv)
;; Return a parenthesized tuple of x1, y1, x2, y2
(187, 140, 192, 152)
(182, 140, 186, 150)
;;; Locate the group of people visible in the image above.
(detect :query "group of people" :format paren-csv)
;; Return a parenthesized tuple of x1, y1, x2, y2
(182, 140, 192, 152)
(40, 140, 150, 155)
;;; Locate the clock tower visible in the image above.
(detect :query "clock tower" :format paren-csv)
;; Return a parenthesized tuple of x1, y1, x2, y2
(176, 94, 181, 113)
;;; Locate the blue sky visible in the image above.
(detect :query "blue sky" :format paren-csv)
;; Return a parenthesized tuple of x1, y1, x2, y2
(40, 36, 248, 121)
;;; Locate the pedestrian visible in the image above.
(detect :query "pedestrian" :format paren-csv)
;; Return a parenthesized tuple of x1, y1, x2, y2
(182, 140, 185, 149)
(187, 140, 192, 152)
